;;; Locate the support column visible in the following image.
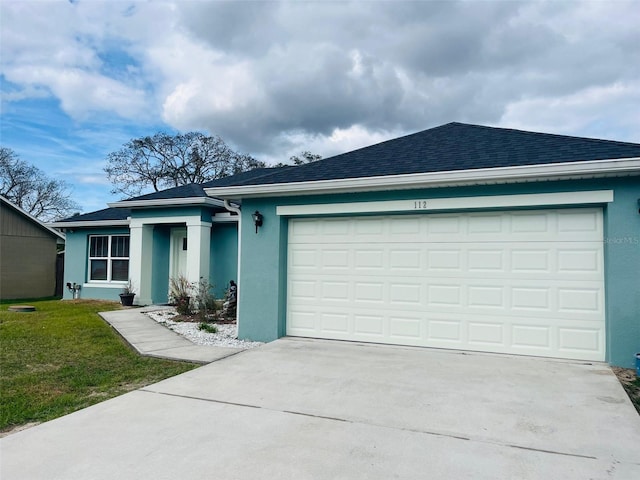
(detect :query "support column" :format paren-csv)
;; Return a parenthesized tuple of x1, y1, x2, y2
(129, 220, 154, 305)
(186, 220, 211, 286)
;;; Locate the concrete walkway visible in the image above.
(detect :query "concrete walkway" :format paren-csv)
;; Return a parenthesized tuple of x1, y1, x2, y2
(2, 338, 639, 479)
(99, 307, 243, 364)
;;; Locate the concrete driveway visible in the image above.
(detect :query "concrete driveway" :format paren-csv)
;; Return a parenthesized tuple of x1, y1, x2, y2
(2, 338, 639, 479)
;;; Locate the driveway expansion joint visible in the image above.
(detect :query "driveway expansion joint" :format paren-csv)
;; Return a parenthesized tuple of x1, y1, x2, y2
(138, 389, 606, 462)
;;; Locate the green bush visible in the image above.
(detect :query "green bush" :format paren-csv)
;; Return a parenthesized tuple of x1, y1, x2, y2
(198, 322, 217, 334)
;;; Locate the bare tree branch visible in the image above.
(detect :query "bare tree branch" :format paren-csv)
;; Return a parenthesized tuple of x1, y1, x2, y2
(0, 147, 80, 222)
(273, 151, 323, 167)
(104, 132, 266, 198)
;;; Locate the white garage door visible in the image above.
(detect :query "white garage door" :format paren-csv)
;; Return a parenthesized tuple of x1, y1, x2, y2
(286, 208, 605, 361)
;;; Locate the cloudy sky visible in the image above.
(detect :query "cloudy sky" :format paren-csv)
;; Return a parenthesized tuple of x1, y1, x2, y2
(1, 0, 639, 213)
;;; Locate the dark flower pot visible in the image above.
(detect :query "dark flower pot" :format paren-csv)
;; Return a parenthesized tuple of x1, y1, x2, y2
(119, 293, 135, 307)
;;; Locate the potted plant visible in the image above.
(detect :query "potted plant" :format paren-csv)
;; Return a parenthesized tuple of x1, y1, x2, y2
(119, 280, 136, 307)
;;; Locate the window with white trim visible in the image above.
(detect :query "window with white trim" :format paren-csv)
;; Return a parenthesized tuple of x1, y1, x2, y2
(88, 235, 130, 282)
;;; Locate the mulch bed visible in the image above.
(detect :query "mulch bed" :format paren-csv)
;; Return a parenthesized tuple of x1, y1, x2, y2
(172, 314, 237, 325)
(613, 367, 640, 415)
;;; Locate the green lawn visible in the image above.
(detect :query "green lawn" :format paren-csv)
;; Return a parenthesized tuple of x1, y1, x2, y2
(0, 299, 197, 433)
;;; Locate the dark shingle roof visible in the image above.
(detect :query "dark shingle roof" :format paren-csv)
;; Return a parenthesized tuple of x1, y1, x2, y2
(125, 183, 208, 201)
(120, 170, 290, 200)
(57, 123, 640, 223)
(202, 167, 292, 188)
(217, 122, 640, 187)
(55, 173, 278, 223)
(57, 207, 131, 223)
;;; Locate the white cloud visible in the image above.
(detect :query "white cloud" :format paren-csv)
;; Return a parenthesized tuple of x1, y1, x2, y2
(499, 82, 640, 142)
(1, 0, 638, 175)
(261, 125, 400, 165)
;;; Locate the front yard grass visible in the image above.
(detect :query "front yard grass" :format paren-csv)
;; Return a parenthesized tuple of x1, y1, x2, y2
(0, 299, 197, 434)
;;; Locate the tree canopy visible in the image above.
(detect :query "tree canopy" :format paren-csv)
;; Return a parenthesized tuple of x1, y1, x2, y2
(0, 147, 80, 222)
(274, 151, 323, 167)
(104, 132, 266, 198)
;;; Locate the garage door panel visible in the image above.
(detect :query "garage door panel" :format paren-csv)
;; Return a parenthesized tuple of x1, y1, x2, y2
(557, 209, 601, 233)
(321, 281, 350, 301)
(289, 247, 318, 268)
(389, 315, 423, 340)
(557, 287, 602, 314)
(511, 324, 551, 349)
(354, 314, 386, 337)
(468, 321, 505, 346)
(287, 209, 605, 361)
(467, 285, 505, 308)
(558, 327, 603, 355)
(321, 219, 350, 236)
(289, 276, 604, 320)
(557, 248, 602, 274)
(321, 249, 350, 269)
(389, 282, 422, 305)
(354, 249, 385, 270)
(289, 279, 317, 301)
(320, 312, 350, 335)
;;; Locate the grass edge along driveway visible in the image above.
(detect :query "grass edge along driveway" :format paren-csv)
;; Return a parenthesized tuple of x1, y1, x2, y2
(0, 299, 197, 434)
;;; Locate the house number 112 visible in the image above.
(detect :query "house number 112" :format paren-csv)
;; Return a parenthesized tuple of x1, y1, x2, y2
(414, 201, 428, 209)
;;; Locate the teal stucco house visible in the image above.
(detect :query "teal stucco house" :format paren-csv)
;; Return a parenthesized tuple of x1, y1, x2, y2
(52, 123, 640, 367)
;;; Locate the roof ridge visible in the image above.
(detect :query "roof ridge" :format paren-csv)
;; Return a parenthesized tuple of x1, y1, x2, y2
(453, 122, 640, 147)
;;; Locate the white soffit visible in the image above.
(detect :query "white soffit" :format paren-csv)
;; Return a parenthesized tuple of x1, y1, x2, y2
(276, 190, 614, 216)
(205, 157, 640, 198)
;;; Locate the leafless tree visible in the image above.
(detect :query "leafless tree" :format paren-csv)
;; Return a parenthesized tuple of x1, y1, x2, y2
(0, 147, 80, 222)
(104, 132, 266, 198)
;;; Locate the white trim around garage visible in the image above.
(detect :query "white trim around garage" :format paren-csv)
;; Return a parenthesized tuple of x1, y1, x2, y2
(276, 190, 614, 217)
(286, 208, 606, 361)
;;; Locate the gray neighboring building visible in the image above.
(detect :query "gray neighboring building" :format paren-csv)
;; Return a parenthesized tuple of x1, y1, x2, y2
(0, 195, 65, 300)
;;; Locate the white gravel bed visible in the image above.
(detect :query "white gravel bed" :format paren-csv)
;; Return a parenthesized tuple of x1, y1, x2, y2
(144, 309, 263, 349)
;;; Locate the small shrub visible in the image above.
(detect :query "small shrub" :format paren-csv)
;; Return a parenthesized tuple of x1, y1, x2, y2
(194, 277, 217, 321)
(169, 275, 193, 315)
(198, 322, 218, 334)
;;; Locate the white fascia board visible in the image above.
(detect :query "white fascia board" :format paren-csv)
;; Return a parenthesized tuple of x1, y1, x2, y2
(129, 216, 211, 228)
(205, 157, 640, 199)
(108, 197, 225, 208)
(211, 212, 239, 223)
(276, 190, 614, 216)
(47, 219, 130, 229)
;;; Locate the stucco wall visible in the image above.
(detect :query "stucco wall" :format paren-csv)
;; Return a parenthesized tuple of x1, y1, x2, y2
(63, 218, 239, 304)
(210, 222, 238, 298)
(63, 227, 131, 301)
(236, 177, 640, 367)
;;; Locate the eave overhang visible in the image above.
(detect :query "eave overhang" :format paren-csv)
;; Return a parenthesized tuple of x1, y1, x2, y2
(107, 197, 225, 209)
(204, 157, 640, 199)
(48, 219, 131, 229)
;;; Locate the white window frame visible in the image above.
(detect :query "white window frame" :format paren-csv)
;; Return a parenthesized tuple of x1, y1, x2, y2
(87, 234, 130, 283)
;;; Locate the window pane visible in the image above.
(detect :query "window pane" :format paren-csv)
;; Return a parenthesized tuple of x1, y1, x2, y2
(90, 260, 108, 280)
(90, 236, 108, 257)
(111, 236, 130, 257)
(111, 260, 129, 281)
